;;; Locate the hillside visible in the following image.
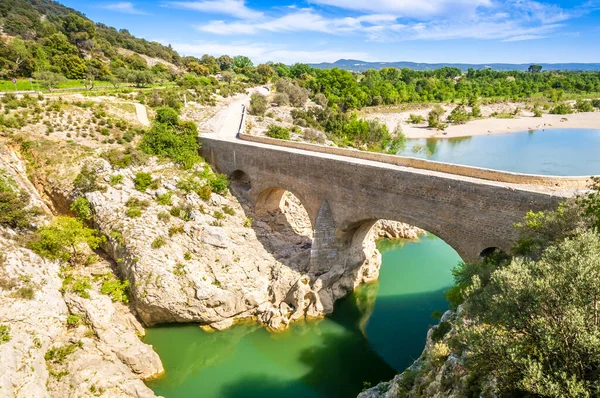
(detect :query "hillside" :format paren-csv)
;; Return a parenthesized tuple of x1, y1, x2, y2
(309, 59, 600, 72)
(0, 0, 183, 82)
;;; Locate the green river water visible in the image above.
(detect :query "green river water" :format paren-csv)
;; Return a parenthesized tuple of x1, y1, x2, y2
(145, 235, 462, 398)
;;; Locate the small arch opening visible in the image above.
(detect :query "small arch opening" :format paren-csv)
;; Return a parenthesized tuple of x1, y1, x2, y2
(230, 170, 251, 193)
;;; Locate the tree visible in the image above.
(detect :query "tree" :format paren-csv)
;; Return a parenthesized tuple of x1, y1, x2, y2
(29, 216, 105, 263)
(218, 55, 234, 71)
(447, 105, 470, 124)
(256, 63, 274, 83)
(221, 70, 235, 85)
(248, 94, 268, 116)
(33, 71, 65, 91)
(427, 105, 446, 129)
(528, 64, 543, 73)
(187, 62, 210, 76)
(233, 55, 253, 69)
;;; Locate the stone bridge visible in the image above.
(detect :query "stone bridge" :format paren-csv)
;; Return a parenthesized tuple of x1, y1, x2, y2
(200, 136, 581, 270)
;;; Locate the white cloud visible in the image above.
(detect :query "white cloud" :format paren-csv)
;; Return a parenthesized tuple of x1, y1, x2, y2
(195, 8, 386, 35)
(170, 41, 370, 64)
(101, 2, 147, 15)
(308, 0, 492, 19)
(165, 0, 263, 19)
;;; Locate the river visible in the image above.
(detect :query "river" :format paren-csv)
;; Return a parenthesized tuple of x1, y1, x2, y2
(401, 128, 600, 175)
(145, 235, 461, 398)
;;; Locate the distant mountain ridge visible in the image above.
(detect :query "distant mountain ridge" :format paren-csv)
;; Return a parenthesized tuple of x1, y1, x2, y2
(308, 59, 600, 72)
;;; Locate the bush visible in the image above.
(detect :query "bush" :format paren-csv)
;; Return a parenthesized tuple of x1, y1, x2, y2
(313, 93, 328, 107)
(431, 321, 452, 342)
(209, 174, 229, 195)
(100, 276, 129, 303)
(70, 197, 92, 221)
(156, 191, 173, 205)
(0, 171, 39, 229)
(139, 114, 201, 169)
(266, 125, 291, 140)
(273, 92, 290, 106)
(134, 172, 153, 192)
(170, 206, 191, 221)
(575, 100, 594, 113)
(73, 164, 105, 194)
(30, 217, 105, 263)
(45, 341, 83, 364)
(0, 324, 10, 344)
(249, 94, 268, 116)
(407, 114, 424, 124)
(592, 99, 600, 109)
(155, 107, 179, 125)
(428, 105, 446, 129)
(151, 236, 166, 249)
(447, 106, 470, 124)
(110, 174, 124, 185)
(14, 286, 35, 300)
(303, 128, 326, 144)
(550, 103, 573, 115)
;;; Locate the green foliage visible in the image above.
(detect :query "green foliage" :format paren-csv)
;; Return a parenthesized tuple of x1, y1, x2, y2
(156, 191, 173, 205)
(14, 286, 35, 300)
(576, 99, 595, 113)
(125, 207, 142, 218)
(110, 174, 123, 186)
(73, 164, 105, 194)
(249, 94, 268, 116)
(100, 275, 129, 303)
(430, 321, 451, 342)
(170, 205, 192, 221)
(134, 172, 153, 191)
(580, 176, 600, 231)
(70, 197, 92, 221)
(45, 341, 83, 364)
(222, 205, 235, 216)
(213, 211, 225, 220)
(151, 236, 166, 249)
(168, 224, 184, 236)
(139, 107, 201, 169)
(61, 273, 92, 298)
(266, 125, 291, 140)
(29, 216, 105, 263)
(0, 324, 10, 344)
(0, 170, 39, 229)
(447, 105, 470, 124)
(427, 105, 446, 129)
(407, 114, 424, 124)
(66, 313, 81, 328)
(550, 102, 573, 115)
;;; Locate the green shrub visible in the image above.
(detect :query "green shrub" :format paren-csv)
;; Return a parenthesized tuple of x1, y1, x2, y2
(14, 286, 35, 300)
(170, 206, 191, 221)
(0, 171, 39, 229)
(139, 108, 201, 169)
(73, 164, 105, 193)
(575, 100, 594, 113)
(592, 99, 600, 109)
(100, 276, 129, 303)
(549, 103, 573, 115)
(168, 225, 184, 236)
(157, 191, 173, 205)
(447, 106, 470, 124)
(0, 324, 10, 344)
(151, 236, 166, 249)
(30, 217, 105, 263)
(66, 314, 81, 328)
(266, 125, 291, 140)
(70, 197, 92, 221)
(110, 174, 124, 186)
(134, 172, 153, 191)
(427, 105, 446, 128)
(407, 114, 424, 124)
(223, 205, 235, 216)
(249, 94, 268, 116)
(125, 207, 142, 218)
(209, 174, 229, 195)
(45, 341, 83, 364)
(213, 211, 225, 220)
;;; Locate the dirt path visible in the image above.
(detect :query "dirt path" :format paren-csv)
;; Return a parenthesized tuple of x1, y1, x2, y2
(135, 103, 150, 127)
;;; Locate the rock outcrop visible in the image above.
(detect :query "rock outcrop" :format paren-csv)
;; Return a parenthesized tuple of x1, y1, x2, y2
(0, 149, 162, 398)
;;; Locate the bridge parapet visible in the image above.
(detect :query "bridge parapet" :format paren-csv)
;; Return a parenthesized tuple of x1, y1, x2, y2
(238, 133, 591, 189)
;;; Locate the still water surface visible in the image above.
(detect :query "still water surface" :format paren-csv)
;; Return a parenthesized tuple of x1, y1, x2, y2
(145, 235, 461, 398)
(401, 128, 600, 176)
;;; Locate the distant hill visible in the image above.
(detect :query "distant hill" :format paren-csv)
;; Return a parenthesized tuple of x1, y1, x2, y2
(309, 59, 600, 72)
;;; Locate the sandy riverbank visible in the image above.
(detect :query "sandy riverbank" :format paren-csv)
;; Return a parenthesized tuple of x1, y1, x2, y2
(363, 103, 600, 139)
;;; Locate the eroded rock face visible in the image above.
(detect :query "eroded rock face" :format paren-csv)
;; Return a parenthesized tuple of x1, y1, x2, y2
(0, 151, 161, 398)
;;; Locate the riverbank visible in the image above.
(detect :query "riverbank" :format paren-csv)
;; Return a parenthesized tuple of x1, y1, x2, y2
(362, 103, 600, 139)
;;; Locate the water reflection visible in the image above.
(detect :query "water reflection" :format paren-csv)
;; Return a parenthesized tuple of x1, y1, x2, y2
(401, 128, 600, 175)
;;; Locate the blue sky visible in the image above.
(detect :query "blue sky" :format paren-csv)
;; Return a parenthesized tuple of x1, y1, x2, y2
(60, 0, 600, 64)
